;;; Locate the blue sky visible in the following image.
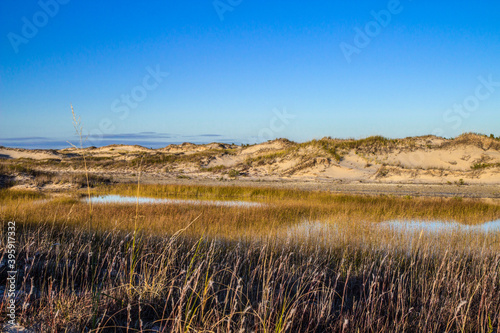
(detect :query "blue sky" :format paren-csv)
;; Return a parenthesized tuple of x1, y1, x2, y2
(1, 0, 499, 148)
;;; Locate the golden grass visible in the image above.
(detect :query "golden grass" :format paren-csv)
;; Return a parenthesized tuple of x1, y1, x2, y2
(1, 213, 500, 331)
(94, 183, 500, 224)
(2, 184, 499, 242)
(1, 184, 500, 331)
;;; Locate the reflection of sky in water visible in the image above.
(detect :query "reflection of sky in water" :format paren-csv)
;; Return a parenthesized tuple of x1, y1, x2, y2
(283, 220, 500, 241)
(85, 196, 500, 235)
(86, 195, 262, 208)
(379, 220, 500, 233)
(285, 221, 336, 238)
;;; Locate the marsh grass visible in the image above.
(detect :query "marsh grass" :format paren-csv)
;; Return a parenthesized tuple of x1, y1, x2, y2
(1, 212, 500, 332)
(1, 183, 500, 331)
(92, 183, 500, 224)
(0, 189, 45, 202)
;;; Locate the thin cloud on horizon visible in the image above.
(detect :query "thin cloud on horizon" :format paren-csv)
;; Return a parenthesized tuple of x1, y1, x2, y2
(0, 132, 235, 149)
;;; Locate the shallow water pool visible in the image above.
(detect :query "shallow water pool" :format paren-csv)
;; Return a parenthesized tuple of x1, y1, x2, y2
(283, 219, 500, 240)
(378, 220, 500, 233)
(86, 195, 262, 208)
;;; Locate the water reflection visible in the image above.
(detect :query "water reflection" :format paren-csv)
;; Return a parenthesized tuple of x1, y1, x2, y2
(86, 195, 262, 207)
(379, 220, 500, 233)
(283, 219, 500, 240)
(284, 221, 336, 239)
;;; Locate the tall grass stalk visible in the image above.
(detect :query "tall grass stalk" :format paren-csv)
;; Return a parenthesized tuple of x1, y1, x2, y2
(67, 105, 93, 229)
(129, 154, 144, 293)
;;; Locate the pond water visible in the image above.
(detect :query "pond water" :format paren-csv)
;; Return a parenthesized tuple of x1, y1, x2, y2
(86, 195, 262, 208)
(283, 221, 337, 239)
(85, 195, 500, 234)
(379, 220, 500, 233)
(282, 219, 500, 240)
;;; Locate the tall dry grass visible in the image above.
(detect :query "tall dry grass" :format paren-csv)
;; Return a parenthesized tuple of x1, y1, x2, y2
(0, 181, 499, 331)
(92, 183, 500, 224)
(1, 214, 500, 332)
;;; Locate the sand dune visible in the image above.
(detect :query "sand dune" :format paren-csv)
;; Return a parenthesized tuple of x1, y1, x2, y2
(0, 147, 60, 160)
(1, 133, 500, 185)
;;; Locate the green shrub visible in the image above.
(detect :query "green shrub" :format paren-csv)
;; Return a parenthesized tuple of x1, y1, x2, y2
(228, 169, 240, 178)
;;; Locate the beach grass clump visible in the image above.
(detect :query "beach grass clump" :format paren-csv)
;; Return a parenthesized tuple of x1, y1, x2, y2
(471, 162, 500, 170)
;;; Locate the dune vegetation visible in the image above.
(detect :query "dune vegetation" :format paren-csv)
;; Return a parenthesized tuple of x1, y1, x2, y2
(1, 132, 500, 186)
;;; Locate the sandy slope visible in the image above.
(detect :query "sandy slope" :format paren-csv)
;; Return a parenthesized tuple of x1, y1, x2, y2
(0, 148, 59, 160)
(1, 134, 500, 185)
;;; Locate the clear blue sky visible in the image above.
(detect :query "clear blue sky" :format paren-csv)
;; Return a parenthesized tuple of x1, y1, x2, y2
(1, 0, 499, 148)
